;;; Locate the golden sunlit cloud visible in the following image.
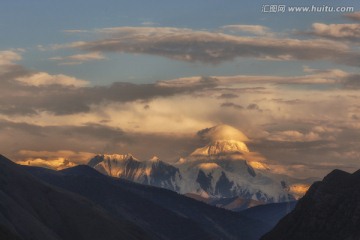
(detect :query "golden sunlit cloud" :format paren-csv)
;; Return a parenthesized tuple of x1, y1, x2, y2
(0, 50, 23, 65)
(50, 52, 106, 65)
(267, 130, 321, 142)
(310, 23, 360, 42)
(15, 72, 89, 87)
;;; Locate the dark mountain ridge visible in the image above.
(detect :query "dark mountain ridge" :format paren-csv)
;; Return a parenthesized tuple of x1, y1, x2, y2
(262, 169, 360, 240)
(25, 163, 272, 240)
(0, 154, 150, 240)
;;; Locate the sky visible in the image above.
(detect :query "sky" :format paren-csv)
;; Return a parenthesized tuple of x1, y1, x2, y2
(1, 0, 360, 178)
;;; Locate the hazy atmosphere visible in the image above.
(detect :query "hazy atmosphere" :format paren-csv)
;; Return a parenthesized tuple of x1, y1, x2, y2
(1, 0, 360, 178)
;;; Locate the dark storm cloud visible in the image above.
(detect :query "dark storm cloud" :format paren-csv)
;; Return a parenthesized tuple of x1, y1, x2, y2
(64, 27, 360, 67)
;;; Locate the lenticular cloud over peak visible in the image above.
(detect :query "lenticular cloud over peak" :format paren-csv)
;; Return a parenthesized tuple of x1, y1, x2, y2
(197, 124, 249, 142)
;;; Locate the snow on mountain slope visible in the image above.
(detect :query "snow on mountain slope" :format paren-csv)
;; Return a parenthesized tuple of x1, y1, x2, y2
(191, 140, 249, 156)
(88, 125, 311, 203)
(89, 154, 182, 191)
(176, 158, 296, 202)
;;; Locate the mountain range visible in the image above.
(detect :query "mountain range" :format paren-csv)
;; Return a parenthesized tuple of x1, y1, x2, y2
(89, 125, 312, 205)
(0, 154, 293, 240)
(3, 151, 359, 239)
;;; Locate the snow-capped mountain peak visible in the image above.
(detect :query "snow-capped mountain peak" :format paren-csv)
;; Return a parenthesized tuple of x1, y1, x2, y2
(191, 125, 250, 158)
(88, 153, 137, 167)
(191, 139, 249, 157)
(149, 156, 160, 162)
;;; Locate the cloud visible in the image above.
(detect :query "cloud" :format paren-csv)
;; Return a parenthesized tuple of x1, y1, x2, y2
(0, 119, 132, 157)
(0, 50, 22, 65)
(242, 150, 268, 163)
(346, 12, 360, 21)
(157, 76, 218, 88)
(1, 59, 358, 118)
(1, 52, 359, 119)
(228, 67, 351, 85)
(56, 26, 360, 67)
(247, 103, 262, 112)
(159, 67, 352, 86)
(220, 102, 243, 110)
(341, 74, 360, 89)
(15, 72, 89, 87)
(63, 29, 89, 33)
(218, 93, 239, 99)
(0, 55, 220, 115)
(141, 21, 157, 26)
(197, 124, 249, 142)
(312, 126, 341, 134)
(269, 164, 308, 177)
(267, 130, 321, 142)
(0, 118, 202, 162)
(220, 24, 272, 36)
(272, 98, 303, 105)
(308, 23, 360, 42)
(50, 52, 106, 65)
